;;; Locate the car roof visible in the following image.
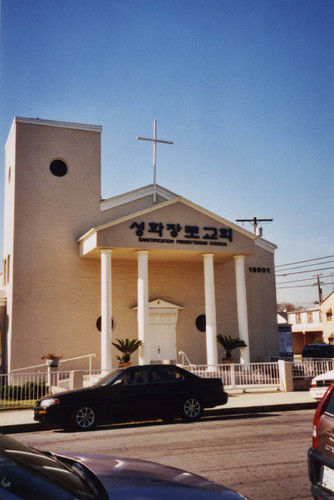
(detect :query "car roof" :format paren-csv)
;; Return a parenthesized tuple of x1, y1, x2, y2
(126, 364, 184, 370)
(312, 369, 334, 382)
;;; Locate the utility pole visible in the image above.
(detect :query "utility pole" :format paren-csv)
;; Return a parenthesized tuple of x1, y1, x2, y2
(236, 217, 273, 236)
(313, 274, 323, 303)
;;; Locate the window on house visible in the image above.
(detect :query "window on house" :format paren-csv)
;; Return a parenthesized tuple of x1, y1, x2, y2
(307, 312, 313, 323)
(295, 313, 301, 324)
(327, 310, 333, 321)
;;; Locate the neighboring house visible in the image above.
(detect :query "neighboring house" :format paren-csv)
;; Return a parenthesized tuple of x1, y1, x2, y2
(321, 292, 334, 343)
(287, 307, 323, 354)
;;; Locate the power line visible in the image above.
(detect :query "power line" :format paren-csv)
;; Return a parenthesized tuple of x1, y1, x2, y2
(275, 255, 334, 268)
(275, 259, 334, 272)
(276, 276, 326, 285)
(276, 274, 334, 285)
(276, 281, 334, 290)
(276, 265, 334, 277)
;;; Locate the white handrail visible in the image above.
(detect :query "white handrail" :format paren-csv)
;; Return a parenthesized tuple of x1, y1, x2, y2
(10, 353, 96, 373)
(178, 351, 193, 366)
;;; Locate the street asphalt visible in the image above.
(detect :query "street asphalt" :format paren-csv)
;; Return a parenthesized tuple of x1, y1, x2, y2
(0, 389, 318, 434)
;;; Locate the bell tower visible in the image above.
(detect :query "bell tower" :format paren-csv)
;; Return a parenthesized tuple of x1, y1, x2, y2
(3, 117, 102, 371)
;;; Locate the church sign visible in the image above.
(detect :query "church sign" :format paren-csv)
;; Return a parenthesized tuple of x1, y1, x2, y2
(130, 221, 233, 247)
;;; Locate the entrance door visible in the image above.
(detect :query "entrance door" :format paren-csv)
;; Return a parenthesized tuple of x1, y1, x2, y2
(149, 313, 177, 362)
(148, 299, 183, 363)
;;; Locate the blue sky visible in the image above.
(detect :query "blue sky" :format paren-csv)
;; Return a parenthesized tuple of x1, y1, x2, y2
(1, 0, 333, 306)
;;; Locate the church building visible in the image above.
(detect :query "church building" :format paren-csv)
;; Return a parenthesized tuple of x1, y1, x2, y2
(0, 117, 279, 373)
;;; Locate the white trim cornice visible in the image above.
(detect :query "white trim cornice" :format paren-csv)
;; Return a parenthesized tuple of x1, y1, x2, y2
(254, 236, 277, 253)
(6, 117, 102, 150)
(13, 116, 101, 133)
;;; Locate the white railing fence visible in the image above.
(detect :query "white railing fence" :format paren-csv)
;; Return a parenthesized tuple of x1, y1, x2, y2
(0, 369, 103, 409)
(0, 372, 49, 408)
(183, 362, 281, 390)
(1, 358, 333, 409)
(292, 359, 334, 379)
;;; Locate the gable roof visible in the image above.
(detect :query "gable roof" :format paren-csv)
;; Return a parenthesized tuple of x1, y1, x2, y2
(101, 184, 178, 211)
(321, 291, 334, 307)
(79, 193, 256, 242)
(78, 184, 277, 254)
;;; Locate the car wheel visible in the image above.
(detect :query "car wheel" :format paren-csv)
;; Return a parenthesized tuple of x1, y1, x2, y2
(71, 406, 96, 431)
(182, 397, 202, 421)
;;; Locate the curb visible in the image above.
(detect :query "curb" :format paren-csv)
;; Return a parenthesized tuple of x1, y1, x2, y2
(205, 401, 318, 418)
(0, 423, 46, 435)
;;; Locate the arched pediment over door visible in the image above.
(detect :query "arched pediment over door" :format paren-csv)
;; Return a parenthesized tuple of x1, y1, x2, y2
(134, 299, 183, 364)
(148, 299, 183, 363)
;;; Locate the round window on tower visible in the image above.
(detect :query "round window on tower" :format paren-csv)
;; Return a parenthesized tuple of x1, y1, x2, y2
(49, 159, 68, 177)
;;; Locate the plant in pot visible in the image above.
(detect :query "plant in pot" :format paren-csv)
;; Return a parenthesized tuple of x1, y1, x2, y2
(41, 353, 63, 368)
(216, 335, 247, 363)
(112, 338, 143, 367)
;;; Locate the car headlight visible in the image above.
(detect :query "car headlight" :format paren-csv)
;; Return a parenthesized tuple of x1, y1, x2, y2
(40, 398, 60, 408)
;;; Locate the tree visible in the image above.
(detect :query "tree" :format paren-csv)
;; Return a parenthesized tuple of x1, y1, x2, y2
(277, 303, 296, 313)
(216, 335, 247, 360)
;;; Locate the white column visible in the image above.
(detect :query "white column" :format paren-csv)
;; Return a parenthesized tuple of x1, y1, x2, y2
(137, 250, 149, 365)
(101, 249, 112, 373)
(234, 255, 250, 363)
(203, 253, 218, 367)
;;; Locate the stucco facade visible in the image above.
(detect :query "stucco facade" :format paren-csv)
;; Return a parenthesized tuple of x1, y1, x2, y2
(1, 117, 279, 372)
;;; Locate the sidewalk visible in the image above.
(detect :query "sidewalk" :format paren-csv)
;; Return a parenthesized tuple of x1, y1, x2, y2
(0, 390, 318, 434)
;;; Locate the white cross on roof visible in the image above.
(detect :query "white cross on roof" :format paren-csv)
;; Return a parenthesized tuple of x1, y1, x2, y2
(137, 120, 174, 203)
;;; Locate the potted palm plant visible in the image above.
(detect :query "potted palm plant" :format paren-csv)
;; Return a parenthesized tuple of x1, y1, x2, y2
(216, 335, 247, 363)
(112, 338, 143, 367)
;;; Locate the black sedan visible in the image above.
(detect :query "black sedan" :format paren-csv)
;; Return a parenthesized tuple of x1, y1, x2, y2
(34, 364, 228, 430)
(0, 434, 247, 499)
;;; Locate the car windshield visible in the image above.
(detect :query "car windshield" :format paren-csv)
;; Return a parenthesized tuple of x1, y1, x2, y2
(0, 435, 99, 499)
(93, 368, 124, 386)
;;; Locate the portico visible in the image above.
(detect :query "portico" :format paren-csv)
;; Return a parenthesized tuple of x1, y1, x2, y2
(78, 196, 255, 371)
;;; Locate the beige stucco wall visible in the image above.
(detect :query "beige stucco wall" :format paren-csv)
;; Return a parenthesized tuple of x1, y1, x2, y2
(8, 247, 277, 370)
(245, 246, 278, 360)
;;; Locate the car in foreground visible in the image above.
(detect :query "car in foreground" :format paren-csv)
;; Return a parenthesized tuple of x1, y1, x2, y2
(309, 381, 334, 499)
(0, 433, 247, 499)
(310, 370, 334, 401)
(34, 364, 228, 430)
